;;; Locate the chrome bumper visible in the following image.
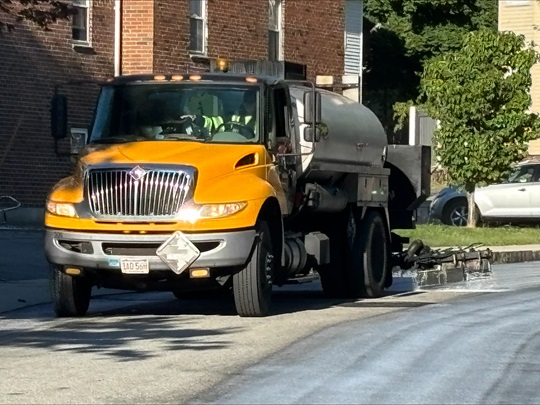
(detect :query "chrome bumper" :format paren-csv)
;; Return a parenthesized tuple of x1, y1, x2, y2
(45, 228, 256, 272)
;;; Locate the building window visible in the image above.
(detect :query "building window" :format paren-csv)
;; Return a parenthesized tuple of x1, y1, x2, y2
(189, 0, 206, 54)
(72, 0, 90, 45)
(269, 0, 283, 61)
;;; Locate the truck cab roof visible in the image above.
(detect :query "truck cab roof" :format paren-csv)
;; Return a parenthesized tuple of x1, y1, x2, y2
(108, 60, 308, 87)
(107, 73, 282, 86)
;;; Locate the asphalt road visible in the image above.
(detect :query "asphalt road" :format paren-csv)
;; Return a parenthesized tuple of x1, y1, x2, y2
(0, 229, 47, 281)
(1, 230, 539, 404)
(0, 263, 537, 404)
(195, 264, 540, 404)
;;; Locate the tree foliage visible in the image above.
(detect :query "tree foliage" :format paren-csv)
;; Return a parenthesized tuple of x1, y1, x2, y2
(421, 29, 540, 226)
(362, 0, 498, 141)
(0, 0, 73, 33)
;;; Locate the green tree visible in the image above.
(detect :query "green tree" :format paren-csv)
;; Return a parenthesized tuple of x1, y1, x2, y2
(420, 29, 540, 227)
(0, 0, 73, 33)
(363, 0, 498, 141)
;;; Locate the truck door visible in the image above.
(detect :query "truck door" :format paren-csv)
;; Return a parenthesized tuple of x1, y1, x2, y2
(265, 85, 298, 215)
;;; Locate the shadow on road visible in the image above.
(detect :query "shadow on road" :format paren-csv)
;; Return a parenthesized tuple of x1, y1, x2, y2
(0, 309, 242, 361)
(0, 281, 423, 362)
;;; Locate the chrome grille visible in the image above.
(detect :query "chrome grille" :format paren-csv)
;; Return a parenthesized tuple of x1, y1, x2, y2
(87, 168, 193, 218)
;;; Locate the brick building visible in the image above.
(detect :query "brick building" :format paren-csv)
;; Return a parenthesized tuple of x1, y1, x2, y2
(0, 0, 363, 207)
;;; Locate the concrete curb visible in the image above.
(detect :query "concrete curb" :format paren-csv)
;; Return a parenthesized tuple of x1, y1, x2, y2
(490, 249, 540, 264)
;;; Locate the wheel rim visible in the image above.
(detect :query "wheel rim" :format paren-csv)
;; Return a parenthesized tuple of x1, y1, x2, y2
(450, 206, 468, 226)
(261, 251, 274, 292)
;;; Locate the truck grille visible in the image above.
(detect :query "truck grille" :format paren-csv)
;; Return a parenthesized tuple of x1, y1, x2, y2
(87, 167, 194, 218)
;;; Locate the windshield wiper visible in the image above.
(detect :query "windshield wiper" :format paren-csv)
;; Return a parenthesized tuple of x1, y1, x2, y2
(91, 136, 133, 144)
(159, 134, 206, 141)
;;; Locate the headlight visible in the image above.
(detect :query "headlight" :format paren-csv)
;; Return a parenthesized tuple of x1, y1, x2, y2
(178, 202, 247, 223)
(47, 202, 77, 217)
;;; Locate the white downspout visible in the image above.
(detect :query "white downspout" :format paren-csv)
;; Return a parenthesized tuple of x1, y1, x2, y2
(114, 0, 122, 76)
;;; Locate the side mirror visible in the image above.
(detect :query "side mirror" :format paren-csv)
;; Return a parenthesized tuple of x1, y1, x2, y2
(303, 90, 321, 125)
(303, 127, 321, 142)
(51, 94, 68, 140)
(70, 129, 88, 155)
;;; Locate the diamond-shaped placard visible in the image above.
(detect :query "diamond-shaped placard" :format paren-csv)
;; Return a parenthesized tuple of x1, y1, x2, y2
(157, 231, 200, 274)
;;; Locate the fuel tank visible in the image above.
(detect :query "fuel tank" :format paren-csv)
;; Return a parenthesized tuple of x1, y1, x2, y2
(290, 86, 388, 184)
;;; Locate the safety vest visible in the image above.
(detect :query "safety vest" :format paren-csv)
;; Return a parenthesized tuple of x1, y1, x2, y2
(202, 116, 224, 132)
(231, 115, 254, 126)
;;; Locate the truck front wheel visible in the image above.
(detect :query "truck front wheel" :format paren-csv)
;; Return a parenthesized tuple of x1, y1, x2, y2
(347, 210, 389, 298)
(233, 219, 274, 317)
(49, 265, 92, 317)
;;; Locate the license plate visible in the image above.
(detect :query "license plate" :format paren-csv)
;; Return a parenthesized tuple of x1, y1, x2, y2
(120, 259, 149, 274)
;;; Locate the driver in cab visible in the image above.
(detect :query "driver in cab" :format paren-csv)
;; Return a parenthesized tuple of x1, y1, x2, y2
(181, 91, 258, 139)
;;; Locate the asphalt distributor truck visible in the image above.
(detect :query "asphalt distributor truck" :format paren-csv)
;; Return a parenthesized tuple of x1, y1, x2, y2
(46, 60, 431, 317)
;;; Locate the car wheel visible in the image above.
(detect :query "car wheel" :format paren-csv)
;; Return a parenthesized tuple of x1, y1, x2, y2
(442, 199, 468, 226)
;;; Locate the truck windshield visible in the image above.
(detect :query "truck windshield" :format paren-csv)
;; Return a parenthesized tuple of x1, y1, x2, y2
(90, 83, 261, 144)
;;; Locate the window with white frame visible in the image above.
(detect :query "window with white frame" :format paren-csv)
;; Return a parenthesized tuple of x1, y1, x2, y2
(72, 0, 90, 45)
(189, 0, 207, 54)
(269, 0, 283, 61)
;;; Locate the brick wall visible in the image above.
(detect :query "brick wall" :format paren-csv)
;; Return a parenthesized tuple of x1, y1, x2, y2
(0, 0, 114, 207)
(0, 0, 346, 207)
(207, 0, 268, 60)
(122, 0, 154, 74)
(153, 0, 190, 72)
(284, 0, 345, 81)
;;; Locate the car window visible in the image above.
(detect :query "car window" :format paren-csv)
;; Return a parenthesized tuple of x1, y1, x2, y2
(507, 165, 536, 183)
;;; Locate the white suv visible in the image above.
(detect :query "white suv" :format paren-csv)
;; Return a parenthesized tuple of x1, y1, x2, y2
(429, 159, 540, 226)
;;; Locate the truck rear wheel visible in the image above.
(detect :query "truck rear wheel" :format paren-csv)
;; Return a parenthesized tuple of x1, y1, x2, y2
(49, 265, 92, 317)
(346, 210, 389, 298)
(233, 219, 274, 317)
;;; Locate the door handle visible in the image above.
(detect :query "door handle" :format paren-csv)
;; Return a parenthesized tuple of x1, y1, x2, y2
(518, 188, 526, 192)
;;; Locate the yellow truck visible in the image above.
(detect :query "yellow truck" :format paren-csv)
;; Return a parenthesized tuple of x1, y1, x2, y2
(46, 60, 430, 317)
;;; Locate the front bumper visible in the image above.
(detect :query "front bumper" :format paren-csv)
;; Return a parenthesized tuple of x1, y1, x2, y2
(45, 228, 256, 273)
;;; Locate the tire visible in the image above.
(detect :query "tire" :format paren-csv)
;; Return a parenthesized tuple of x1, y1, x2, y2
(442, 199, 468, 226)
(345, 210, 389, 298)
(49, 265, 92, 317)
(318, 212, 349, 298)
(233, 220, 274, 317)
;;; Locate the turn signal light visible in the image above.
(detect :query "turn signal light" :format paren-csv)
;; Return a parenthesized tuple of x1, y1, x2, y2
(190, 268, 210, 278)
(65, 267, 81, 276)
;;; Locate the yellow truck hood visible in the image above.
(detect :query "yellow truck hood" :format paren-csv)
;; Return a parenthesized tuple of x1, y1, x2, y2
(46, 141, 288, 231)
(80, 141, 262, 179)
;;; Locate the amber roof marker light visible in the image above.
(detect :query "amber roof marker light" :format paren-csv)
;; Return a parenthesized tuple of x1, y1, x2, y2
(215, 58, 229, 73)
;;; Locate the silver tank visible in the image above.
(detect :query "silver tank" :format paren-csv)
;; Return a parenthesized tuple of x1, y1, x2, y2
(290, 86, 388, 184)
